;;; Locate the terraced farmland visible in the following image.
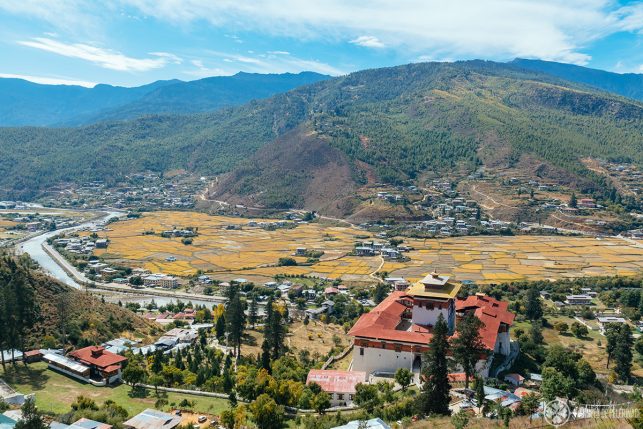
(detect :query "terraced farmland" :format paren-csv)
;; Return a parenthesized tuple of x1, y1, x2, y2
(94, 211, 643, 284)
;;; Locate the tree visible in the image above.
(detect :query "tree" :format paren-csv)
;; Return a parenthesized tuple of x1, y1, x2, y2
(148, 374, 164, 395)
(249, 394, 284, 429)
(312, 392, 331, 415)
(473, 376, 485, 413)
(373, 283, 389, 304)
(394, 368, 412, 391)
(605, 323, 620, 368)
(354, 383, 380, 414)
(518, 393, 540, 423)
(554, 322, 569, 334)
(452, 313, 487, 388)
(122, 362, 147, 390)
(221, 408, 236, 429)
(215, 314, 226, 339)
(530, 321, 544, 345)
(450, 410, 469, 429)
(570, 322, 588, 338)
(249, 294, 259, 328)
(541, 367, 574, 401)
(569, 193, 577, 208)
(417, 313, 450, 416)
(525, 286, 543, 321)
(14, 397, 47, 429)
(225, 283, 245, 357)
(613, 324, 633, 383)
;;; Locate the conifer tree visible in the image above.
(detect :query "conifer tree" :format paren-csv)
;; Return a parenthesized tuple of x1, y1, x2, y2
(525, 286, 543, 321)
(452, 312, 486, 388)
(417, 313, 451, 416)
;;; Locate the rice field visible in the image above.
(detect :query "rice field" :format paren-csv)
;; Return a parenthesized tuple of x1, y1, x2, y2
(94, 211, 643, 284)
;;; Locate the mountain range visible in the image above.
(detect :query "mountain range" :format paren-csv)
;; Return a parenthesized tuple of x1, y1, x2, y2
(0, 71, 329, 126)
(0, 60, 641, 216)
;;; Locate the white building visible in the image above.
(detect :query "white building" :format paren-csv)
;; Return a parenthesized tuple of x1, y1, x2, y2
(306, 369, 367, 407)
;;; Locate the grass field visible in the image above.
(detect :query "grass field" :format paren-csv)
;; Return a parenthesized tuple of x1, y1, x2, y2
(242, 319, 350, 358)
(0, 362, 229, 417)
(93, 211, 643, 284)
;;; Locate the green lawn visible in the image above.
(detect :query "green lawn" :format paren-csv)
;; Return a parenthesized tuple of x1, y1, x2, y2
(0, 362, 229, 417)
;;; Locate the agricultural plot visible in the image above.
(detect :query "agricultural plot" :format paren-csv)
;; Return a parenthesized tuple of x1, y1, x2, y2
(96, 211, 643, 284)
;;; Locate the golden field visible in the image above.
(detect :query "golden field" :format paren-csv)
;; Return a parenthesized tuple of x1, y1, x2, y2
(93, 211, 643, 284)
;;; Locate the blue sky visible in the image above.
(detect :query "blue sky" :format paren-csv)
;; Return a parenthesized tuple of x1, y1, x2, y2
(0, 0, 641, 87)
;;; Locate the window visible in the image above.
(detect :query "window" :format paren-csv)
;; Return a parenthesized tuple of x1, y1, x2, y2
(338, 394, 344, 400)
(381, 342, 386, 349)
(395, 344, 402, 352)
(359, 348, 364, 356)
(349, 395, 354, 400)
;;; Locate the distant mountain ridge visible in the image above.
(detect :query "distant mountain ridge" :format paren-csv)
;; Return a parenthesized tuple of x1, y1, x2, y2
(0, 71, 330, 126)
(0, 60, 641, 216)
(509, 59, 643, 102)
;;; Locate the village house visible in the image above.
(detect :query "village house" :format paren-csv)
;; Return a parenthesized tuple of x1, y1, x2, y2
(68, 346, 127, 385)
(306, 369, 367, 407)
(124, 409, 181, 429)
(348, 272, 514, 379)
(565, 294, 593, 305)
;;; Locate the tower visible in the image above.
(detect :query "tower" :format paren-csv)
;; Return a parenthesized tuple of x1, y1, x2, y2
(406, 271, 460, 333)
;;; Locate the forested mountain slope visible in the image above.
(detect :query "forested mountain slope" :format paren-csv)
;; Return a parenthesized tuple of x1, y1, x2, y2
(0, 61, 641, 212)
(510, 59, 643, 102)
(0, 255, 157, 351)
(0, 71, 329, 126)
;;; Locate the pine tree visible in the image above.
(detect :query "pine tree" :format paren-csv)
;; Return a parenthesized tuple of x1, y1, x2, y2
(474, 376, 485, 412)
(225, 283, 246, 357)
(452, 312, 487, 388)
(569, 193, 577, 208)
(249, 294, 259, 328)
(417, 313, 451, 416)
(525, 286, 543, 321)
(613, 324, 633, 382)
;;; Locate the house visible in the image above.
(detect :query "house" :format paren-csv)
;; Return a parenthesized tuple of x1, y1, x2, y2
(513, 387, 537, 398)
(124, 409, 181, 429)
(143, 274, 178, 288)
(68, 419, 113, 429)
(295, 247, 307, 256)
(355, 247, 376, 256)
(597, 316, 628, 333)
(43, 352, 91, 382)
(68, 346, 127, 385)
(95, 239, 108, 249)
(565, 295, 593, 305)
(306, 369, 367, 406)
(503, 373, 525, 386)
(349, 273, 514, 378)
(324, 287, 340, 296)
(332, 418, 390, 429)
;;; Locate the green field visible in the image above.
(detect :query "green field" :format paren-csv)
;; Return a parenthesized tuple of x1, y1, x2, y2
(0, 362, 229, 417)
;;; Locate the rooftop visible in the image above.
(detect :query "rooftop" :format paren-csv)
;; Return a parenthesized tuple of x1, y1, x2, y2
(406, 272, 461, 299)
(124, 409, 181, 429)
(306, 370, 367, 394)
(68, 346, 127, 369)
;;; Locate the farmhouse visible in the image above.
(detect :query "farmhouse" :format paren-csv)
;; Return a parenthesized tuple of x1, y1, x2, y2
(348, 272, 514, 379)
(68, 346, 127, 385)
(306, 369, 367, 407)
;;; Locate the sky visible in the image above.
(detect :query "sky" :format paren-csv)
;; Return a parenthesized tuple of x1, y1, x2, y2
(0, 0, 642, 88)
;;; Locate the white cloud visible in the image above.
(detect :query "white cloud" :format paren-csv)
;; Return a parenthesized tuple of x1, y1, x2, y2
(350, 36, 385, 49)
(17, 37, 182, 72)
(0, 72, 96, 87)
(267, 51, 290, 55)
(122, 0, 643, 65)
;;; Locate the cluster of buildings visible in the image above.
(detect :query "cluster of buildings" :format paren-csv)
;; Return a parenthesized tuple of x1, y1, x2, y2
(305, 272, 516, 407)
(354, 241, 410, 260)
(142, 273, 179, 288)
(54, 236, 108, 255)
(38, 173, 205, 210)
(1, 410, 182, 429)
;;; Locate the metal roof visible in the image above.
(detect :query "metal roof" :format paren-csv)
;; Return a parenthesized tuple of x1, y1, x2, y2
(124, 409, 181, 429)
(43, 353, 90, 374)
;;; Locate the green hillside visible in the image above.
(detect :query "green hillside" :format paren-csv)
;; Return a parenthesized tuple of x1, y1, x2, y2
(0, 60, 641, 209)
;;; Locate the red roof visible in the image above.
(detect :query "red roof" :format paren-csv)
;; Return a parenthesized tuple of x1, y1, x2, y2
(324, 287, 340, 295)
(348, 291, 432, 344)
(349, 291, 514, 351)
(306, 370, 367, 393)
(69, 346, 127, 369)
(457, 294, 515, 351)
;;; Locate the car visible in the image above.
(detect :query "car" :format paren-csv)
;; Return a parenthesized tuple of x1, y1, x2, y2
(198, 416, 207, 424)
